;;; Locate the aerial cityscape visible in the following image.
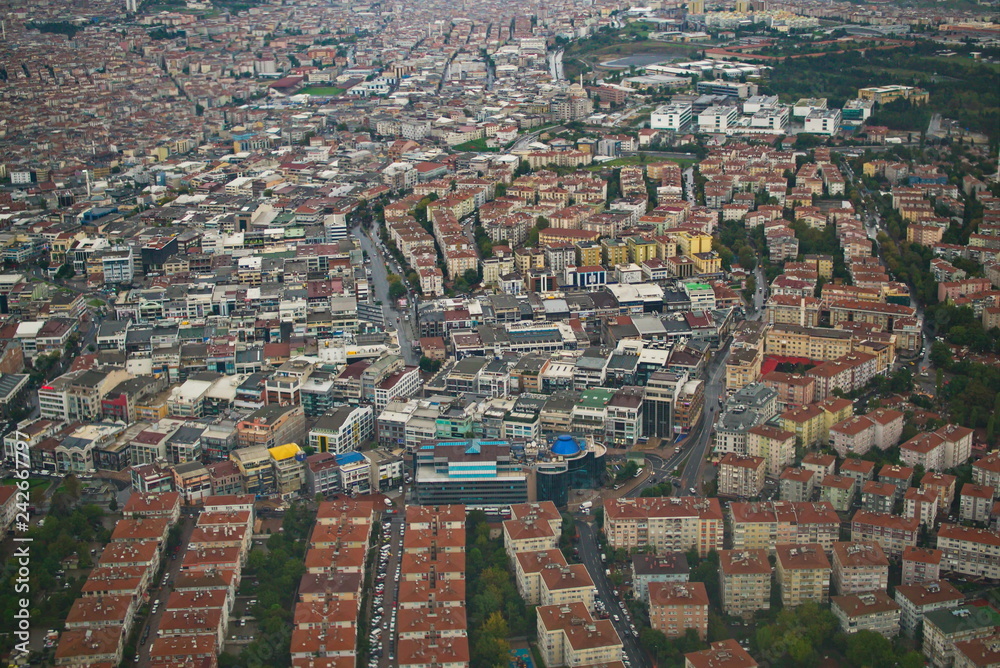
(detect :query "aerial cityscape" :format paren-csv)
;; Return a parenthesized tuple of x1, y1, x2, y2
(0, 0, 998, 666)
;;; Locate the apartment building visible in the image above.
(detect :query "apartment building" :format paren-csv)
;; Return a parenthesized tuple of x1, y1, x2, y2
(648, 582, 710, 640)
(959, 483, 995, 523)
(831, 541, 889, 595)
(728, 501, 841, 553)
(902, 546, 943, 586)
(539, 563, 596, 609)
(862, 480, 897, 515)
(236, 403, 306, 450)
(839, 458, 876, 488)
(775, 543, 831, 607)
(718, 549, 771, 619)
(718, 453, 766, 498)
(631, 553, 690, 604)
(923, 472, 959, 514)
(603, 497, 723, 557)
(937, 524, 1000, 580)
(953, 636, 1000, 668)
(832, 591, 901, 637)
(504, 516, 559, 558)
(746, 424, 797, 477)
(684, 639, 758, 668)
(780, 467, 816, 502)
(536, 602, 622, 668)
(878, 464, 915, 501)
(764, 323, 853, 362)
(851, 510, 920, 559)
(973, 452, 1000, 489)
(820, 475, 857, 512)
(904, 487, 940, 528)
(924, 606, 1000, 668)
(894, 580, 964, 637)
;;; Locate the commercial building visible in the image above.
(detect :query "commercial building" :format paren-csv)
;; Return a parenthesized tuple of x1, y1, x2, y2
(413, 439, 528, 506)
(308, 405, 374, 454)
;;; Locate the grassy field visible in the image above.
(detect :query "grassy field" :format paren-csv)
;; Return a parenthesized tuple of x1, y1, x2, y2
(569, 39, 704, 64)
(301, 86, 346, 96)
(2, 477, 48, 491)
(454, 138, 499, 152)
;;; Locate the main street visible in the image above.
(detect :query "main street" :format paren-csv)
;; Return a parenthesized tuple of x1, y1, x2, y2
(578, 521, 649, 668)
(353, 224, 419, 365)
(679, 339, 730, 496)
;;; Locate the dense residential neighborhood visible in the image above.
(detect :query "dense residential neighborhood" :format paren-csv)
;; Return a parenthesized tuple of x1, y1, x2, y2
(0, 0, 998, 666)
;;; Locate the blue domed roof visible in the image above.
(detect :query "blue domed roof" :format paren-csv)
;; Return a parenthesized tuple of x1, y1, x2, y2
(552, 434, 581, 456)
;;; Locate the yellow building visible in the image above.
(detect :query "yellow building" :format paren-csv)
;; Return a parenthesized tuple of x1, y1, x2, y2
(656, 237, 679, 261)
(627, 236, 658, 264)
(692, 252, 722, 275)
(780, 404, 826, 449)
(268, 442, 305, 496)
(672, 230, 712, 258)
(803, 254, 834, 279)
(602, 239, 629, 266)
(857, 86, 929, 106)
(726, 347, 763, 395)
(575, 242, 603, 267)
(765, 323, 855, 362)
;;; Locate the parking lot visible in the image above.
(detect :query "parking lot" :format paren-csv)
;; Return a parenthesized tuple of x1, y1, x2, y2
(366, 515, 404, 668)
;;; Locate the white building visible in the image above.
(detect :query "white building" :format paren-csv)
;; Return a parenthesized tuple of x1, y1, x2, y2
(650, 103, 693, 131)
(750, 106, 790, 133)
(804, 109, 842, 136)
(697, 106, 739, 133)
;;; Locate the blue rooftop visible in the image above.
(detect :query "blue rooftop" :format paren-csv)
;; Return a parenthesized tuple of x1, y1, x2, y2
(552, 434, 581, 456)
(336, 452, 365, 465)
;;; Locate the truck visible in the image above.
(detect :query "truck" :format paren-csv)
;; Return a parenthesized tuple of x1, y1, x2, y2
(600, 553, 607, 564)
(579, 501, 593, 512)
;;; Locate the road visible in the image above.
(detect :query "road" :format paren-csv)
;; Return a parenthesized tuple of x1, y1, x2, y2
(678, 340, 731, 496)
(578, 521, 649, 668)
(372, 514, 404, 668)
(548, 48, 565, 81)
(354, 225, 419, 365)
(621, 150, 698, 161)
(135, 513, 196, 668)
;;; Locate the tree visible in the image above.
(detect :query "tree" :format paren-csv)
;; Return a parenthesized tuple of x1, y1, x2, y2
(419, 356, 441, 373)
(388, 281, 406, 301)
(616, 460, 639, 482)
(55, 263, 75, 280)
(463, 268, 479, 286)
(846, 630, 895, 668)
